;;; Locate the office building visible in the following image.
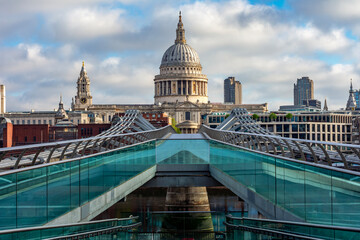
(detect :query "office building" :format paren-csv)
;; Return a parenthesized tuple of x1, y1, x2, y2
(294, 77, 314, 105)
(224, 77, 242, 104)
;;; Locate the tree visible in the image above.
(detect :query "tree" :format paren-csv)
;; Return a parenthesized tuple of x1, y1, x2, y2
(171, 118, 181, 133)
(269, 113, 277, 121)
(285, 113, 293, 121)
(252, 114, 259, 121)
(225, 114, 230, 119)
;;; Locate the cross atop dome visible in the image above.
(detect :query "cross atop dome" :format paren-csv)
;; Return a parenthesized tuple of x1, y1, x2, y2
(175, 11, 186, 44)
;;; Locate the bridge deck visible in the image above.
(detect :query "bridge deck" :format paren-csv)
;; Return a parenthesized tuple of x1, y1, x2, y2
(1, 135, 360, 232)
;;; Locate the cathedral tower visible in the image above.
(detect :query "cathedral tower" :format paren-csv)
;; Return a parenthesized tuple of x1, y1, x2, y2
(74, 62, 92, 110)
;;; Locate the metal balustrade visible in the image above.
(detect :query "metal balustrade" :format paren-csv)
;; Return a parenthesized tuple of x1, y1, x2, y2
(200, 125, 360, 170)
(0, 125, 174, 171)
(225, 215, 360, 240)
(0, 216, 141, 240)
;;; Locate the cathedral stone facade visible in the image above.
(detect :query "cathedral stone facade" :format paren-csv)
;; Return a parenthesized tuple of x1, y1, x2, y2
(154, 12, 208, 105)
(73, 13, 268, 132)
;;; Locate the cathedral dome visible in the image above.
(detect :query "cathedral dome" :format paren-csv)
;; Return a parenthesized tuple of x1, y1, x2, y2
(154, 12, 208, 105)
(161, 43, 200, 67)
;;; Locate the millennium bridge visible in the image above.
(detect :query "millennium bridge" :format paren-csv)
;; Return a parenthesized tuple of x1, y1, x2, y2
(1, 109, 360, 239)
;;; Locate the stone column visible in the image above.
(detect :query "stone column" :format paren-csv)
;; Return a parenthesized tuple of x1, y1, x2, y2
(162, 187, 214, 232)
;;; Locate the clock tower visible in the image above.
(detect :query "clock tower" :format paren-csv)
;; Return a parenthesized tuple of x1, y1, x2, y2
(73, 61, 93, 110)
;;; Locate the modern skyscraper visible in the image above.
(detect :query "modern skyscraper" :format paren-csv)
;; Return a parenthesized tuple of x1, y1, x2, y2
(294, 77, 314, 105)
(224, 77, 242, 104)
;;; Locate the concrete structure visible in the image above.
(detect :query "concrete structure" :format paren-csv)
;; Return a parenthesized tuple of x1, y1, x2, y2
(294, 77, 314, 105)
(0, 85, 5, 114)
(224, 77, 242, 104)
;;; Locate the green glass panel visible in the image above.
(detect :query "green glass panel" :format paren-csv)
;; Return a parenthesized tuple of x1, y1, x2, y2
(70, 161, 80, 209)
(47, 162, 71, 222)
(17, 168, 47, 228)
(79, 158, 89, 205)
(88, 155, 104, 200)
(0, 173, 16, 230)
(331, 170, 360, 228)
(157, 140, 209, 164)
(304, 165, 332, 225)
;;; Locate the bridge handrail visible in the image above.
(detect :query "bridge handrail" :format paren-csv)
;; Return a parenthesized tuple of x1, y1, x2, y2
(46, 222, 142, 240)
(200, 124, 360, 170)
(0, 216, 138, 235)
(225, 215, 360, 239)
(226, 215, 360, 232)
(0, 216, 140, 239)
(0, 125, 172, 153)
(201, 125, 360, 148)
(224, 222, 322, 240)
(0, 125, 174, 170)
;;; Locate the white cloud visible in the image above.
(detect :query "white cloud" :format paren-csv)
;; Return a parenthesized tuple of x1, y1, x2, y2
(0, 0, 359, 112)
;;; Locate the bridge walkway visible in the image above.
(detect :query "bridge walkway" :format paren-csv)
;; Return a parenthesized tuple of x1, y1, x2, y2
(1, 133, 360, 234)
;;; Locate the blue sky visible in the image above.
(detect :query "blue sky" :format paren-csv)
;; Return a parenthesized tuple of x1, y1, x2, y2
(0, 0, 359, 111)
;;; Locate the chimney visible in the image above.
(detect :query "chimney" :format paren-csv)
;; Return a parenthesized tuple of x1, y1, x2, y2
(0, 85, 5, 114)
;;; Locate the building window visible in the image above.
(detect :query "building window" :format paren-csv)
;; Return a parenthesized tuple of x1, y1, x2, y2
(44, 120, 47, 124)
(284, 124, 289, 132)
(33, 120, 36, 124)
(27, 120, 30, 124)
(24, 136, 27, 142)
(292, 124, 298, 132)
(17, 120, 19, 124)
(38, 120, 41, 124)
(185, 112, 191, 121)
(49, 120, 52, 125)
(33, 136, 36, 142)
